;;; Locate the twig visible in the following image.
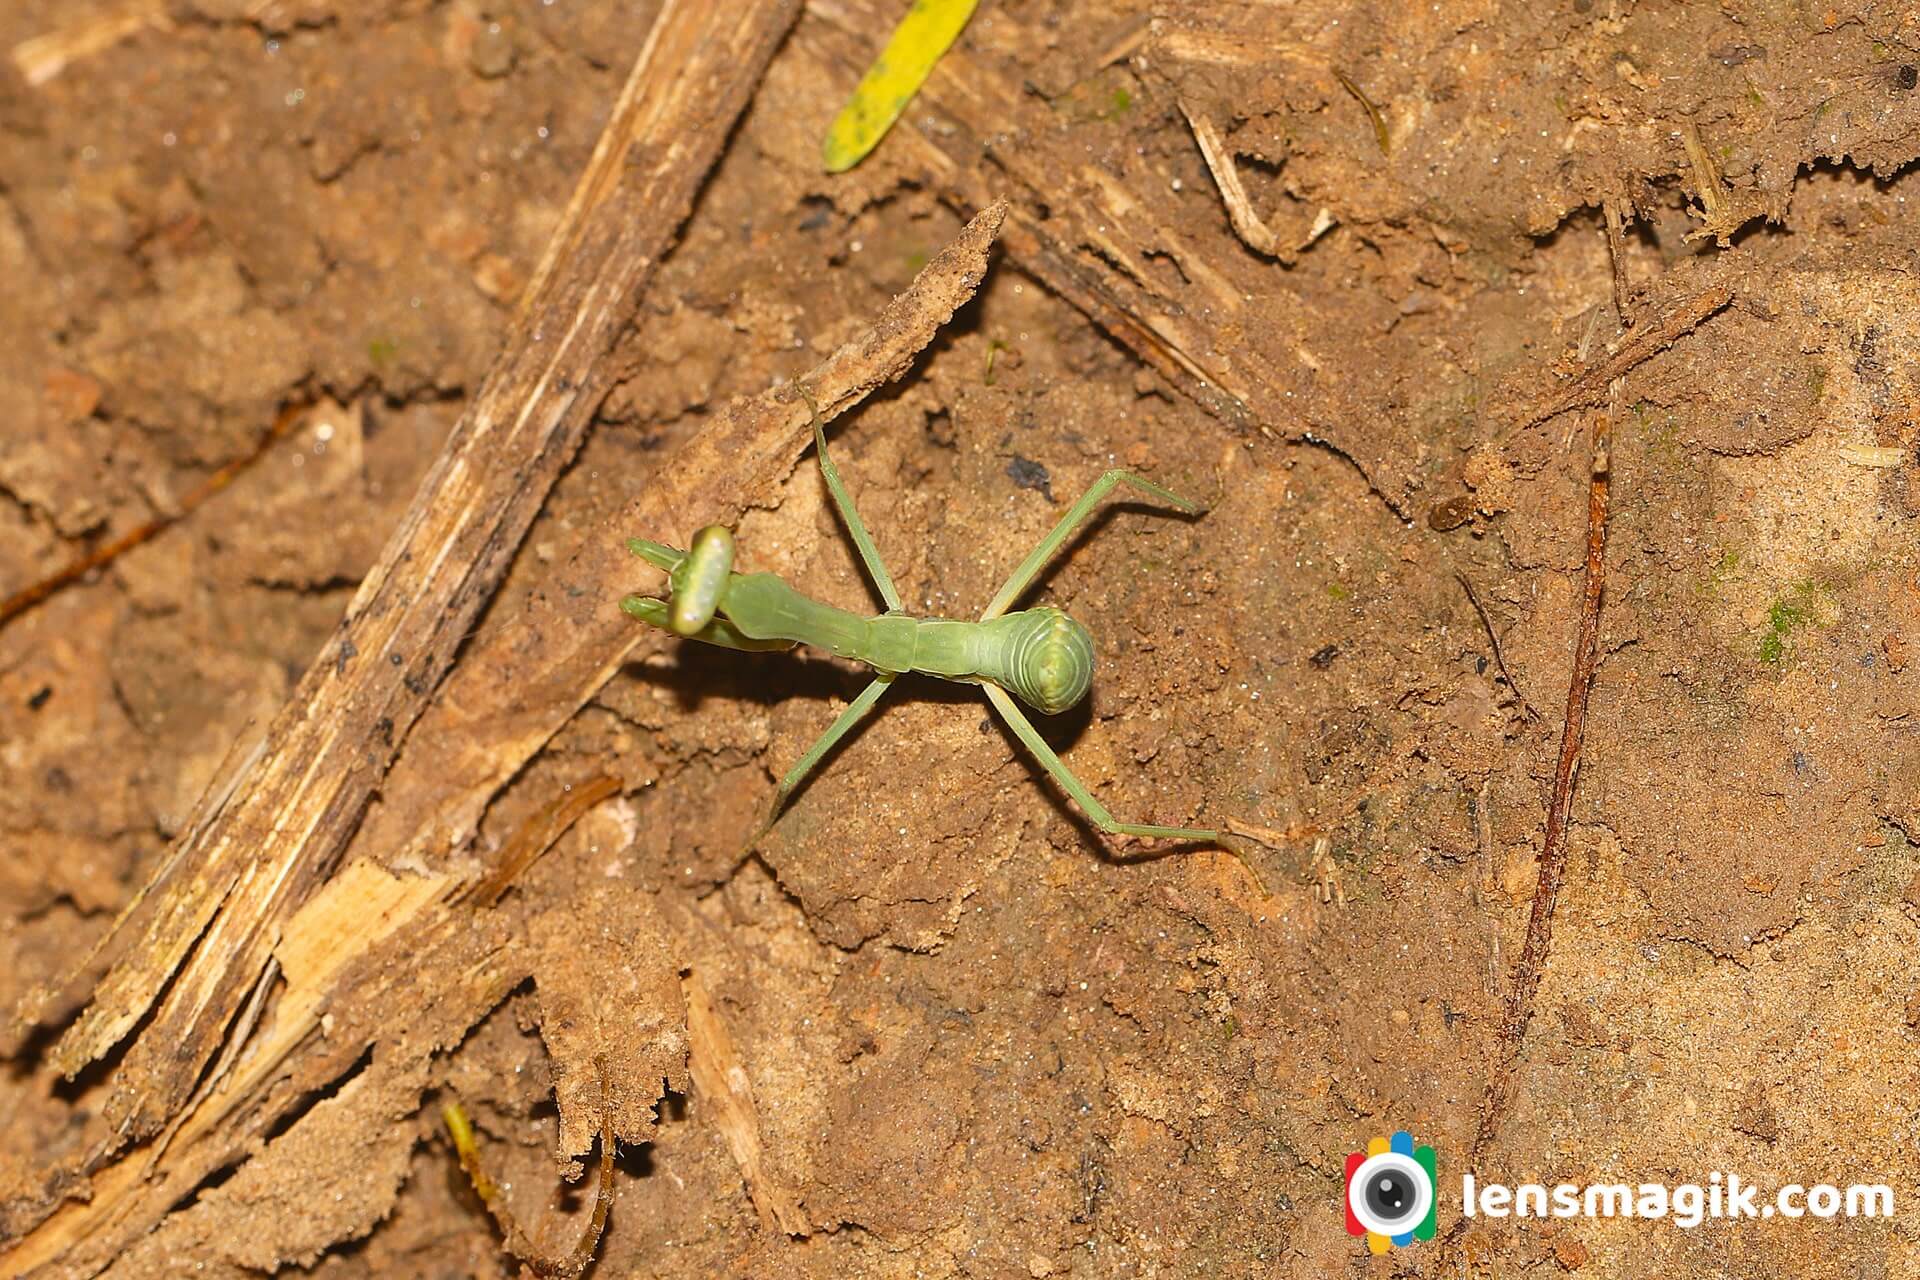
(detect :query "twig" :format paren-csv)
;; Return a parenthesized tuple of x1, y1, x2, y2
(443, 1063, 618, 1279)
(10, 1, 166, 86)
(1454, 570, 1540, 721)
(0, 399, 308, 631)
(568, 1089, 619, 1280)
(684, 971, 810, 1235)
(1601, 198, 1632, 321)
(1468, 414, 1611, 1165)
(1679, 122, 1743, 245)
(14, 0, 804, 1176)
(1436, 416, 1611, 1273)
(1180, 103, 1292, 263)
(1330, 68, 1390, 156)
(466, 775, 623, 909)
(1518, 285, 1732, 429)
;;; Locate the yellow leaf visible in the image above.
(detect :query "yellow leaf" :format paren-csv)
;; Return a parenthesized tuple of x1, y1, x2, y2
(823, 0, 980, 173)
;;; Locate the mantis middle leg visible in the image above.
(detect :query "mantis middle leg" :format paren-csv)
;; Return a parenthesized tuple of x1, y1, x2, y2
(982, 682, 1216, 842)
(980, 470, 1204, 620)
(744, 393, 909, 834)
(800, 386, 902, 611)
(757, 671, 898, 835)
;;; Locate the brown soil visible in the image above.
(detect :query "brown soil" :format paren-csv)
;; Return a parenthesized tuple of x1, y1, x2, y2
(3, 2, 1919, 1277)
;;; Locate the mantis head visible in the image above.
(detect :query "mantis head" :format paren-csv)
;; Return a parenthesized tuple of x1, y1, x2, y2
(1000, 607, 1094, 715)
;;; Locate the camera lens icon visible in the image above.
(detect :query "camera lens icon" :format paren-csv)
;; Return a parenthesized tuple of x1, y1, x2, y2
(1350, 1150, 1432, 1235)
(1343, 1131, 1437, 1252)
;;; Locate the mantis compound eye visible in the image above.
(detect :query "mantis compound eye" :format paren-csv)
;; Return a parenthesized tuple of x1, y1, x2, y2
(1006, 609, 1094, 715)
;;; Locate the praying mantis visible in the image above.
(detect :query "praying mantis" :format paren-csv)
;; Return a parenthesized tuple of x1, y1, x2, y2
(620, 389, 1217, 844)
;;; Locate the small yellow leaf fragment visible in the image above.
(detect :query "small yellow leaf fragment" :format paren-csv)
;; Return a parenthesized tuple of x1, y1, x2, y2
(1837, 443, 1908, 469)
(823, 0, 980, 173)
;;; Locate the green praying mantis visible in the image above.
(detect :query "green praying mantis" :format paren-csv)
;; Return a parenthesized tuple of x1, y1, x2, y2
(620, 389, 1217, 844)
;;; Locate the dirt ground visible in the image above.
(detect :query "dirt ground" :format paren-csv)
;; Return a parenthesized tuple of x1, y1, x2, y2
(4, 1, 1920, 1277)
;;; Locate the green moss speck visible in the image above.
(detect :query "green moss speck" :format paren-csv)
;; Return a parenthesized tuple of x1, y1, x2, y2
(1633, 400, 1684, 468)
(1695, 546, 1740, 598)
(1758, 581, 1825, 665)
(1804, 363, 1828, 404)
(1052, 70, 1140, 123)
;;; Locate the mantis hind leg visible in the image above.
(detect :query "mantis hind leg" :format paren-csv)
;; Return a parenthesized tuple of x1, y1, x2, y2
(754, 672, 897, 841)
(982, 682, 1216, 843)
(980, 470, 1204, 621)
(800, 385, 903, 612)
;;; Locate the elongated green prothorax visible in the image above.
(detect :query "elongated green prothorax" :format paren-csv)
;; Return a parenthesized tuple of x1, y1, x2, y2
(621, 387, 1214, 843)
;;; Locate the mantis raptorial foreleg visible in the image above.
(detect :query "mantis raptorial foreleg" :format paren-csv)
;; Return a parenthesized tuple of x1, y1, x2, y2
(625, 536, 685, 574)
(618, 594, 794, 652)
(801, 386, 902, 611)
(982, 683, 1214, 842)
(980, 470, 1204, 621)
(627, 527, 740, 635)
